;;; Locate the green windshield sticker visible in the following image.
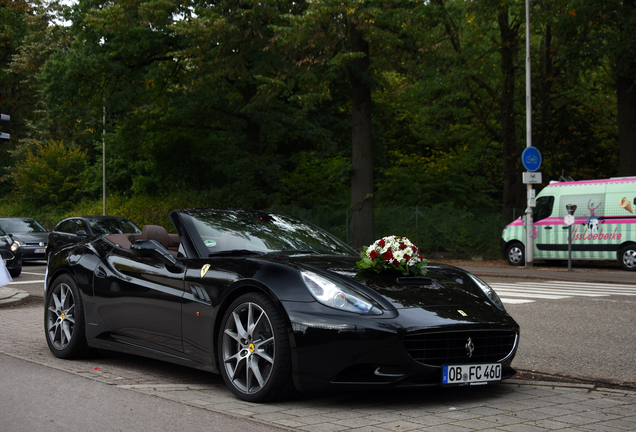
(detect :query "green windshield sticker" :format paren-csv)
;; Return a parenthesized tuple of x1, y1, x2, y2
(204, 240, 217, 247)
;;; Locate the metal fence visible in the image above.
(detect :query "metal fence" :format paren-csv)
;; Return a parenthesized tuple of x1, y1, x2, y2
(270, 205, 512, 257)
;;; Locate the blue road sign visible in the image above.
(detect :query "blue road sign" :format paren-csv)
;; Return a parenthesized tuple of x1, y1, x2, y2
(522, 146, 542, 172)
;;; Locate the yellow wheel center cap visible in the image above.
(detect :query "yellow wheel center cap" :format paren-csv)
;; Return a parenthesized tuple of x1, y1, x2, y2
(248, 343, 255, 353)
(61, 313, 66, 321)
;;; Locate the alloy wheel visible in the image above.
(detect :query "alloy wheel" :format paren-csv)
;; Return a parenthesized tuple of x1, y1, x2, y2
(46, 283, 76, 351)
(221, 301, 275, 395)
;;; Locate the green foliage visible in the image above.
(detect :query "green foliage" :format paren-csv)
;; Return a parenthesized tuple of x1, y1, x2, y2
(374, 204, 506, 258)
(0, 0, 631, 256)
(278, 152, 351, 208)
(13, 140, 92, 212)
(376, 150, 498, 210)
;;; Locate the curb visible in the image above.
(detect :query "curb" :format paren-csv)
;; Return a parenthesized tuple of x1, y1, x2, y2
(0, 286, 30, 307)
(456, 265, 634, 284)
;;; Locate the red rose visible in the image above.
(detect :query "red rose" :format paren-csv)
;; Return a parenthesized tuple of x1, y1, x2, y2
(391, 260, 399, 267)
(404, 254, 410, 261)
(399, 243, 407, 250)
(378, 239, 386, 247)
(382, 250, 393, 261)
(369, 250, 379, 259)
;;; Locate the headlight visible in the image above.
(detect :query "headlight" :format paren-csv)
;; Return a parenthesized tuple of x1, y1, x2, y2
(468, 274, 505, 311)
(10, 241, 20, 252)
(301, 271, 382, 315)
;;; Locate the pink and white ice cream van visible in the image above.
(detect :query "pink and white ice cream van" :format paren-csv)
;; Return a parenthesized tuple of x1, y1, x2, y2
(501, 177, 636, 271)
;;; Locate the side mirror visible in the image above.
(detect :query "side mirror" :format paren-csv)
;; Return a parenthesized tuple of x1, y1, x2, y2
(131, 239, 180, 268)
(76, 230, 89, 237)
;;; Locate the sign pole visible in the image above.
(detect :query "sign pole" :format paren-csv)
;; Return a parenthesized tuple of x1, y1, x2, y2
(524, 0, 533, 268)
(103, 105, 106, 216)
(568, 225, 572, 271)
(565, 205, 577, 271)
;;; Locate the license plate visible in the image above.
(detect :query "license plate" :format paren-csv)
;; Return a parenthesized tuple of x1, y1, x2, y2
(34, 248, 45, 254)
(442, 363, 501, 386)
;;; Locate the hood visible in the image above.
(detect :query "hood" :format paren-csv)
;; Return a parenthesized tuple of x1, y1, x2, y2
(278, 254, 495, 311)
(10, 231, 49, 245)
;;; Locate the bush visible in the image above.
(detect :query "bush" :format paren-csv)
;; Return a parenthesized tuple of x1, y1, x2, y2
(13, 140, 91, 213)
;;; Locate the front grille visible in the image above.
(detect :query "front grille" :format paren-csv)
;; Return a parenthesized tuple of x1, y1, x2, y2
(403, 329, 517, 366)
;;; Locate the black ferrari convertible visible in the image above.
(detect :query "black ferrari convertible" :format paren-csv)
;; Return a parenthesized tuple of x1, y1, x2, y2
(45, 208, 519, 402)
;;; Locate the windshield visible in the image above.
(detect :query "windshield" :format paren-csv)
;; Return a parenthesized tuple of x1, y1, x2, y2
(0, 218, 47, 233)
(182, 210, 356, 257)
(88, 218, 141, 235)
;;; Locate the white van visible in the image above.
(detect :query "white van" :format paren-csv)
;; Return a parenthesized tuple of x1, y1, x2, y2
(501, 177, 636, 270)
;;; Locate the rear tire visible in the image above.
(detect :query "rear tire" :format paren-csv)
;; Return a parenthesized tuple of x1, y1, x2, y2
(9, 267, 21, 278)
(218, 292, 293, 402)
(619, 245, 636, 271)
(45, 274, 91, 359)
(505, 242, 525, 266)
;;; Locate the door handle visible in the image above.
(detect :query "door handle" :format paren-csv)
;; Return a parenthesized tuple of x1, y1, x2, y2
(544, 226, 553, 230)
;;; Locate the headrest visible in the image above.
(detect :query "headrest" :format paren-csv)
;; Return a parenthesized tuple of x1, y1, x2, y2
(142, 225, 170, 248)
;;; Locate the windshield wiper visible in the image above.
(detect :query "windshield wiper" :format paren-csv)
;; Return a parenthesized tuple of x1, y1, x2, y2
(269, 250, 322, 255)
(208, 249, 265, 257)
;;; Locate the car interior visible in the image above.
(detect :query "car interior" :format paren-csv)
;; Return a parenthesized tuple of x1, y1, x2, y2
(106, 225, 181, 257)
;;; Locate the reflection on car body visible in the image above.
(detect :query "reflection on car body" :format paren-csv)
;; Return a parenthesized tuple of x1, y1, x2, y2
(45, 208, 519, 402)
(47, 215, 141, 258)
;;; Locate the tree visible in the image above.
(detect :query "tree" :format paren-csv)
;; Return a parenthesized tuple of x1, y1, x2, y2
(14, 140, 90, 210)
(616, 0, 636, 176)
(0, 0, 32, 193)
(275, 1, 434, 247)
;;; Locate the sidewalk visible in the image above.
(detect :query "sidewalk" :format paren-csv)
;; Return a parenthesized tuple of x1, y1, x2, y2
(0, 286, 29, 307)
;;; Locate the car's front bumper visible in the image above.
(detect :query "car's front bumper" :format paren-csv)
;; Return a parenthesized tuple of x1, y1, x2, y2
(19, 244, 47, 261)
(0, 249, 22, 271)
(282, 301, 519, 393)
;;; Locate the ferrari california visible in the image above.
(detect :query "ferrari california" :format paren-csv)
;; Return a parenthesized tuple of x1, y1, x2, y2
(45, 208, 519, 402)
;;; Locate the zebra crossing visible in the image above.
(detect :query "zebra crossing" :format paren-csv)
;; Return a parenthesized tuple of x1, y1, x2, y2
(488, 280, 636, 305)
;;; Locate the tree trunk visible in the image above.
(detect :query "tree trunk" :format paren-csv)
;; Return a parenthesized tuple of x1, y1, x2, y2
(618, 0, 636, 176)
(498, 8, 520, 222)
(618, 76, 636, 176)
(349, 24, 375, 249)
(536, 25, 554, 154)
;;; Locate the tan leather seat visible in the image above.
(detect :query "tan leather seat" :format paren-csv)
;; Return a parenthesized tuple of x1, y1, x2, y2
(142, 225, 171, 248)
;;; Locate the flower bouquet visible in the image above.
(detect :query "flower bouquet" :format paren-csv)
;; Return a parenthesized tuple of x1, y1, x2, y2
(356, 236, 427, 276)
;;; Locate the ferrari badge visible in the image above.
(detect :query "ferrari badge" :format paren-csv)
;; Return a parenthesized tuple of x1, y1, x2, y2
(201, 264, 211, 278)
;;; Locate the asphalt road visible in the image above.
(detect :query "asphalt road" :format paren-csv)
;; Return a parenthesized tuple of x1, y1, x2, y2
(504, 290, 635, 387)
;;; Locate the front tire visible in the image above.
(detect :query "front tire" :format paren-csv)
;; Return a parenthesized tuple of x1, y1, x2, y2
(9, 266, 21, 278)
(218, 293, 293, 402)
(619, 245, 636, 271)
(45, 274, 90, 359)
(505, 242, 525, 266)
